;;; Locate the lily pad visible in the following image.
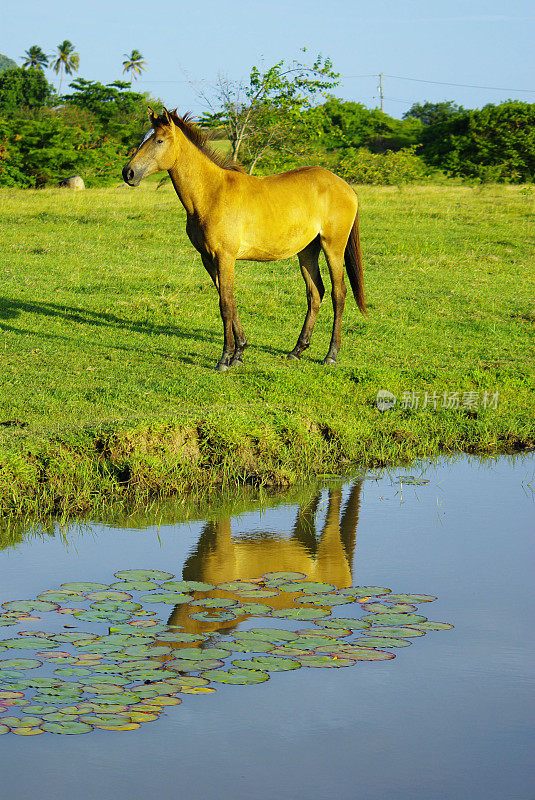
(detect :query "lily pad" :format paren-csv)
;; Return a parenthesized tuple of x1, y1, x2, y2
(161, 581, 214, 591)
(375, 593, 437, 604)
(54, 667, 93, 677)
(139, 593, 191, 604)
(2, 600, 58, 613)
(86, 591, 133, 602)
(216, 639, 275, 654)
(173, 647, 229, 660)
(42, 721, 92, 734)
(0, 658, 42, 670)
(363, 613, 427, 626)
(297, 655, 357, 668)
(352, 636, 411, 648)
(216, 581, 260, 591)
(233, 590, 279, 598)
(406, 621, 454, 631)
(91, 600, 142, 612)
(317, 617, 369, 630)
(202, 668, 269, 684)
(361, 603, 417, 613)
(169, 658, 224, 671)
(233, 656, 300, 672)
(233, 603, 273, 615)
(271, 608, 329, 620)
(109, 624, 166, 637)
(74, 610, 131, 623)
(296, 594, 351, 606)
(342, 587, 391, 597)
(111, 581, 158, 591)
(262, 572, 307, 581)
(0, 726, 10, 734)
(114, 570, 174, 582)
(36, 591, 83, 603)
(155, 632, 209, 643)
(244, 628, 299, 643)
(60, 582, 109, 592)
(363, 626, 425, 638)
(190, 597, 238, 608)
(189, 612, 237, 622)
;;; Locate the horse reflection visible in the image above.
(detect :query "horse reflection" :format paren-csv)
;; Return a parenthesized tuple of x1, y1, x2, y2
(166, 482, 362, 639)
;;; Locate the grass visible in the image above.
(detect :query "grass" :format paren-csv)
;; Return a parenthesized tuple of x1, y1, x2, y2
(0, 180, 533, 519)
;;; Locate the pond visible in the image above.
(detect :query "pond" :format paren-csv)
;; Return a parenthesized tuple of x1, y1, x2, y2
(0, 455, 533, 800)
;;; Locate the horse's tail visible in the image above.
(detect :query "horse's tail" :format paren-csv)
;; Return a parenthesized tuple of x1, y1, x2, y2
(344, 209, 366, 314)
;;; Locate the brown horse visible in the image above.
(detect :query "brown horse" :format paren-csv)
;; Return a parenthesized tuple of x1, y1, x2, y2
(122, 108, 366, 371)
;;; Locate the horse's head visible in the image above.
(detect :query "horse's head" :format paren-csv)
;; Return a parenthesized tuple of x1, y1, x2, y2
(122, 107, 177, 186)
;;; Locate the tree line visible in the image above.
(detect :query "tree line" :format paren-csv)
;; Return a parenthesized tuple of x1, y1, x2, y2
(0, 49, 533, 187)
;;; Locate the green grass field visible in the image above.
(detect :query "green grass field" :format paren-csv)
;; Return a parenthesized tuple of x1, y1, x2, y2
(0, 181, 533, 517)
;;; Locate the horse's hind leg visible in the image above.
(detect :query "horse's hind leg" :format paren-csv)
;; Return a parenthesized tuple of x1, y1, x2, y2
(287, 237, 324, 360)
(320, 236, 347, 365)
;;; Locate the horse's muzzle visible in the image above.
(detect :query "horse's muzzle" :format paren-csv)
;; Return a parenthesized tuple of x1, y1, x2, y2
(122, 165, 140, 186)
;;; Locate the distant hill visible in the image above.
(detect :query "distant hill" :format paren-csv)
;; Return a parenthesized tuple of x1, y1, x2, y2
(0, 54, 18, 73)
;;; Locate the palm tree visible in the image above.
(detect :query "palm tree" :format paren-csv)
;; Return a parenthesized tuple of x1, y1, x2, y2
(21, 46, 49, 70)
(122, 50, 146, 86)
(51, 40, 79, 93)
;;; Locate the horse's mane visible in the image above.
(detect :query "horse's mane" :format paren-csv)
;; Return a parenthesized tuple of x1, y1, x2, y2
(168, 110, 244, 173)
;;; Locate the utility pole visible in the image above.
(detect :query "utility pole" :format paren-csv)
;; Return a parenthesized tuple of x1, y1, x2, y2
(378, 73, 384, 111)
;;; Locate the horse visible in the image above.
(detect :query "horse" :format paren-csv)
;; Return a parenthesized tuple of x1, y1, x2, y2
(122, 108, 366, 371)
(164, 482, 362, 640)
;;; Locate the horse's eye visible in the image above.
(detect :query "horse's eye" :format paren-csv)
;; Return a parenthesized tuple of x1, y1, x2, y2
(156, 139, 164, 144)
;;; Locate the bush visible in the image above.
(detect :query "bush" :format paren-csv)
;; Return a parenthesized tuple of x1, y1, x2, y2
(336, 146, 429, 185)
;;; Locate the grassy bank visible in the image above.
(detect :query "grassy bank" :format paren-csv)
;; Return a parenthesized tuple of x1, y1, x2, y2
(0, 182, 533, 518)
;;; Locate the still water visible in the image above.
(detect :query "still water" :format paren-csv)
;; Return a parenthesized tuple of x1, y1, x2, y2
(0, 455, 533, 800)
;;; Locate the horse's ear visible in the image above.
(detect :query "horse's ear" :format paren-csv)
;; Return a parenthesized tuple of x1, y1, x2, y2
(162, 107, 173, 126)
(148, 107, 157, 125)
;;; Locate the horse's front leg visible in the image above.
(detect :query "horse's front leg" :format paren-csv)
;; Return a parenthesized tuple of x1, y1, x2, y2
(214, 254, 242, 372)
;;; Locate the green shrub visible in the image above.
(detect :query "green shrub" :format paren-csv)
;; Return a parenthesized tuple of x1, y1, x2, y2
(336, 146, 429, 185)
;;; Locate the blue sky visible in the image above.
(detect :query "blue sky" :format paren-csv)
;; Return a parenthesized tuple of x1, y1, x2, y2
(3, 0, 534, 117)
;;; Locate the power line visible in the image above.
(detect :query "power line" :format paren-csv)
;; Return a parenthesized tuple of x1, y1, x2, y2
(383, 74, 535, 93)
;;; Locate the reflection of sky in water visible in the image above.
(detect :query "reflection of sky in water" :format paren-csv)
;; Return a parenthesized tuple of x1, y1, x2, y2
(0, 455, 533, 800)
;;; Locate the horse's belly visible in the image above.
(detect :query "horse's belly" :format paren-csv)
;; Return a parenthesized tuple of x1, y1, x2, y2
(236, 226, 318, 262)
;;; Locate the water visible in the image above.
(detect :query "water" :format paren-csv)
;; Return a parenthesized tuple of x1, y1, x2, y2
(0, 455, 533, 800)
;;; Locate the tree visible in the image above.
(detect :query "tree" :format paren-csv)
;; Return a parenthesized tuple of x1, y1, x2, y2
(122, 50, 146, 86)
(0, 53, 18, 74)
(200, 52, 339, 172)
(403, 101, 462, 126)
(21, 46, 49, 70)
(0, 67, 54, 114)
(418, 101, 535, 182)
(51, 40, 79, 93)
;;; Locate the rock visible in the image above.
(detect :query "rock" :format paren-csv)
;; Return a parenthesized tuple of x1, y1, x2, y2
(59, 175, 85, 190)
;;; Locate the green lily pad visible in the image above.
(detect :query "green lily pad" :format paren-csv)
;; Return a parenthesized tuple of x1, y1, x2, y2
(216, 639, 275, 654)
(42, 721, 92, 734)
(2, 600, 58, 613)
(54, 667, 93, 677)
(341, 587, 391, 597)
(361, 603, 417, 614)
(316, 617, 370, 630)
(352, 636, 411, 648)
(161, 581, 214, 591)
(375, 593, 437, 604)
(2, 637, 53, 649)
(109, 624, 166, 636)
(114, 570, 174, 582)
(111, 581, 158, 591)
(363, 613, 427, 626)
(310, 627, 352, 638)
(2, 715, 42, 727)
(406, 621, 454, 631)
(169, 658, 225, 671)
(233, 603, 273, 615)
(271, 608, 329, 620)
(233, 656, 301, 672)
(155, 632, 209, 643)
(139, 593, 191, 604)
(233, 590, 279, 598)
(202, 668, 269, 684)
(123, 645, 171, 657)
(0, 658, 42, 670)
(24, 705, 58, 714)
(0, 618, 17, 627)
(316, 645, 395, 661)
(189, 612, 237, 622)
(296, 594, 351, 606)
(173, 647, 229, 660)
(50, 632, 97, 643)
(86, 591, 133, 602)
(0, 726, 10, 734)
(215, 581, 261, 591)
(36, 591, 83, 603)
(362, 626, 425, 638)
(276, 581, 334, 594)
(297, 655, 356, 668)
(190, 597, 238, 608)
(90, 600, 142, 612)
(60, 582, 109, 592)
(244, 628, 299, 643)
(74, 610, 131, 623)
(164, 676, 209, 689)
(42, 713, 79, 722)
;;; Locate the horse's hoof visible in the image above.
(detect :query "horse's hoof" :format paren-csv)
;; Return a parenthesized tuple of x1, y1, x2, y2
(322, 356, 337, 366)
(229, 355, 244, 368)
(286, 352, 300, 361)
(215, 361, 229, 372)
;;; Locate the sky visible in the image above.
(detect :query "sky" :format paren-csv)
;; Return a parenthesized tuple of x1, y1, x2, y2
(3, 0, 535, 118)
